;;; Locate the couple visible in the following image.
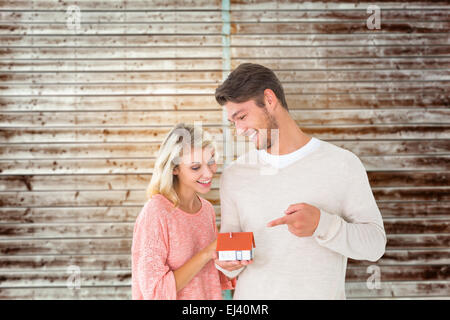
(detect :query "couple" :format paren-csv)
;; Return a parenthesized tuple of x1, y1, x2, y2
(131, 63, 387, 300)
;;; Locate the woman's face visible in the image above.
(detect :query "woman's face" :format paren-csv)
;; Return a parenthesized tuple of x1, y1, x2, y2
(173, 146, 217, 194)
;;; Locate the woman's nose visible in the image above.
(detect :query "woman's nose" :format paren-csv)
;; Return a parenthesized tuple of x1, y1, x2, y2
(201, 165, 214, 177)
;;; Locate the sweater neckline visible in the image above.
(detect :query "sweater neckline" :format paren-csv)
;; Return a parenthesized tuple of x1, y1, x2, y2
(256, 138, 322, 171)
(156, 193, 204, 217)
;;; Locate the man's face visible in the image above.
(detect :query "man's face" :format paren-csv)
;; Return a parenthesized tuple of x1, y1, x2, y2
(225, 99, 278, 150)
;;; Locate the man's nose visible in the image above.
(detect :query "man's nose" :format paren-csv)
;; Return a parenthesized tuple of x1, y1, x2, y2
(235, 125, 247, 136)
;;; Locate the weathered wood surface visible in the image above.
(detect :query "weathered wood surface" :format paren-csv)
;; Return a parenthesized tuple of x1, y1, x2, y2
(2, 59, 449, 73)
(0, 218, 448, 239)
(0, 0, 449, 300)
(3, 282, 448, 299)
(0, 249, 447, 272)
(2, 70, 449, 84)
(2, 34, 450, 47)
(1, 126, 449, 144)
(0, 265, 447, 288)
(0, 202, 448, 225)
(0, 171, 447, 192)
(0, 141, 448, 160)
(1, 83, 448, 95)
(1, 155, 448, 175)
(0, 234, 449, 256)
(0, 202, 448, 226)
(0, 110, 447, 127)
(2, 10, 448, 24)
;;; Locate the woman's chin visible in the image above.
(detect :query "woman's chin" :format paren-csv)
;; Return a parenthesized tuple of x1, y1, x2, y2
(195, 188, 211, 194)
(194, 184, 211, 194)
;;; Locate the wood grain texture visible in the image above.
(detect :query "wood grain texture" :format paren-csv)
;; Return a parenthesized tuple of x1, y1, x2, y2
(0, 265, 447, 288)
(1, 140, 447, 160)
(0, 0, 448, 299)
(0, 234, 448, 256)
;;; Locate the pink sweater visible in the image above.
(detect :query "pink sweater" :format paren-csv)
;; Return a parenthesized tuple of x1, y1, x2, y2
(131, 193, 235, 300)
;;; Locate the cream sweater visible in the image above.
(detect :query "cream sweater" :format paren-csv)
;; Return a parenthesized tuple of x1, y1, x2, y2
(216, 138, 386, 299)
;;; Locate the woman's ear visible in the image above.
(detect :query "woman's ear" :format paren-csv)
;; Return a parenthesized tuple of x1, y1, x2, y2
(172, 165, 179, 175)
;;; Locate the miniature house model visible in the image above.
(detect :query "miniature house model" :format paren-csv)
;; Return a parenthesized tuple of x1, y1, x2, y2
(216, 232, 255, 261)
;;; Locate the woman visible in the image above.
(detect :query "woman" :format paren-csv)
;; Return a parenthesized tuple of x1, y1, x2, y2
(131, 123, 235, 299)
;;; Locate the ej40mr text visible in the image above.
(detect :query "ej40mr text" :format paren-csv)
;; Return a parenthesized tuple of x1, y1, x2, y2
(182, 304, 269, 317)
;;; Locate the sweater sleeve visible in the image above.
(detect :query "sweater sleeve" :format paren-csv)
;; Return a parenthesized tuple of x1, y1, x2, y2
(131, 206, 177, 300)
(312, 153, 387, 262)
(215, 168, 246, 278)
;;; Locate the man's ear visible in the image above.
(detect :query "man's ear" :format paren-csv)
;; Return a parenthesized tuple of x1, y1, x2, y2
(263, 88, 278, 112)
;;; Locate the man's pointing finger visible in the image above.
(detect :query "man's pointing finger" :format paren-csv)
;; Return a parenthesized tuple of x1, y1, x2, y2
(266, 216, 288, 228)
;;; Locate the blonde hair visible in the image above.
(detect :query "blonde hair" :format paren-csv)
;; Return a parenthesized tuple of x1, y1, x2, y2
(146, 123, 217, 207)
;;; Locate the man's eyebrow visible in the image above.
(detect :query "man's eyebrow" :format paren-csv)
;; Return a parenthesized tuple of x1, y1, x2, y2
(227, 109, 244, 122)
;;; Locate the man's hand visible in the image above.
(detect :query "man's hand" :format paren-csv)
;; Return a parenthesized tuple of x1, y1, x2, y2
(266, 203, 321, 237)
(213, 251, 252, 272)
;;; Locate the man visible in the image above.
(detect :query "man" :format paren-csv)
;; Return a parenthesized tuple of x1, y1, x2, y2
(213, 63, 386, 299)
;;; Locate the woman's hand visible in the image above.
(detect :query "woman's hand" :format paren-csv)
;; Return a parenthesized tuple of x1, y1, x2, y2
(203, 239, 217, 260)
(214, 257, 252, 272)
(207, 238, 253, 272)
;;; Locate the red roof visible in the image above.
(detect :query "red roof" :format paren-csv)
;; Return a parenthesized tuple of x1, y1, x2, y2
(216, 232, 255, 251)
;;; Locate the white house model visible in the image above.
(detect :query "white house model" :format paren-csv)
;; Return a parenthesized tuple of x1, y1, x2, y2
(216, 232, 255, 261)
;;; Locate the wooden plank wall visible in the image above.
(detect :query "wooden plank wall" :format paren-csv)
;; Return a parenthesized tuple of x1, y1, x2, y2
(0, 0, 449, 299)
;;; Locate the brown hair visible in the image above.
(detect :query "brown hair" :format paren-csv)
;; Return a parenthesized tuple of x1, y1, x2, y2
(215, 63, 288, 110)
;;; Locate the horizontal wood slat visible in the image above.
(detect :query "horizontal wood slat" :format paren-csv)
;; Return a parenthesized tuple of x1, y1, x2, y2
(2, 70, 449, 83)
(0, 59, 223, 73)
(2, 46, 449, 60)
(0, 140, 448, 160)
(0, 249, 447, 272)
(1, 0, 449, 10)
(0, 265, 448, 288)
(345, 281, 450, 298)
(1, 82, 448, 95)
(1, 126, 448, 143)
(231, 58, 450, 71)
(0, 219, 448, 239)
(1, 94, 448, 111)
(0, 202, 448, 225)
(0, 0, 223, 10)
(2, 282, 447, 299)
(0, 110, 223, 127)
(2, 59, 449, 72)
(2, 34, 449, 47)
(0, 24, 225, 35)
(1, 10, 448, 24)
(1, 155, 448, 175)
(0, 234, 448, 256)
(230, 1, 450, 10)
(230, 22, 450, 34)
(0, 109, 447, 127)
(3, 283, 448, 299)
(0, 286, 131, 300)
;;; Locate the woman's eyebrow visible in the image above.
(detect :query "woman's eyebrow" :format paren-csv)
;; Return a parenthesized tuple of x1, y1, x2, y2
(191, 154, 215, 164)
